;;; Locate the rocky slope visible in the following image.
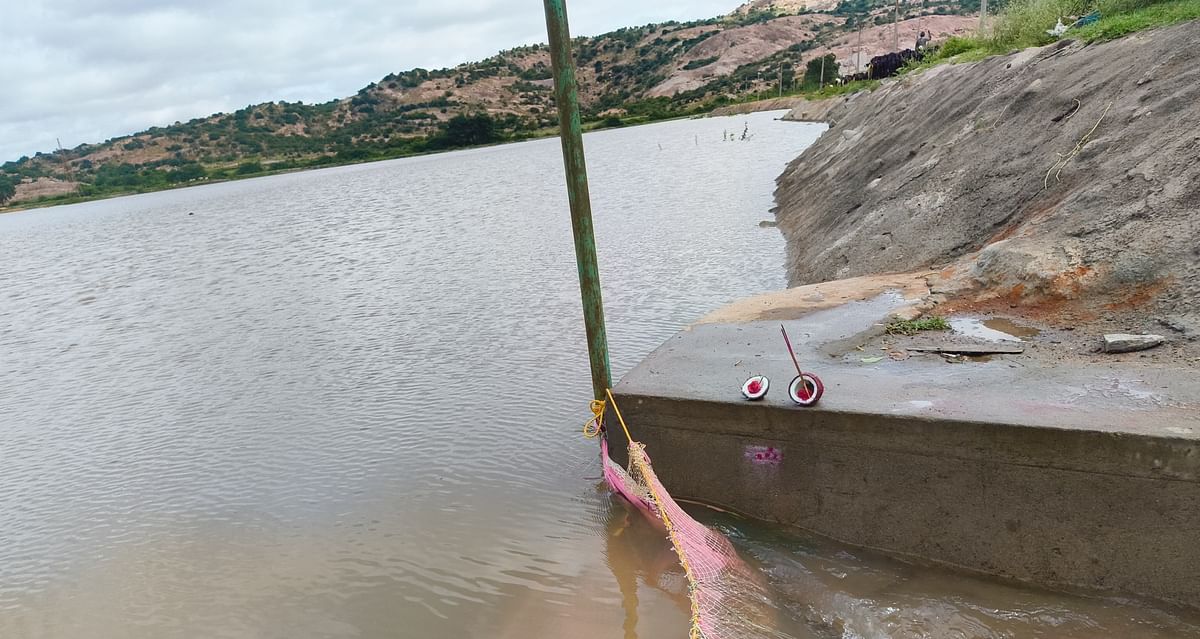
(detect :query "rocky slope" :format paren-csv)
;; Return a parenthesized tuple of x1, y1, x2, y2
(773, 22, 1200, 338)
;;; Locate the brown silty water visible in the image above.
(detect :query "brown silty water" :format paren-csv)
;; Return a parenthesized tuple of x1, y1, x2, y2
(982, 318, 1042, 339)
(1, 112, 1197, 638)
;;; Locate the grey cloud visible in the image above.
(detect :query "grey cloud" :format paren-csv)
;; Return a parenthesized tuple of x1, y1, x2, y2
(1, 0, 735, 161)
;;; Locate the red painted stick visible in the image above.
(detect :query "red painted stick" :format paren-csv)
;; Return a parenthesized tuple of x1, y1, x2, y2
(780, 325, 810, 401)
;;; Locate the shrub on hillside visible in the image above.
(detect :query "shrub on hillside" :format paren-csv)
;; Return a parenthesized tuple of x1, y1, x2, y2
(235, 161, 263, 175)
(683, 56, 720, 70)
(428, 114, 501, 150)
(0, 175, 15, 205)
(940, 36, 981, 57)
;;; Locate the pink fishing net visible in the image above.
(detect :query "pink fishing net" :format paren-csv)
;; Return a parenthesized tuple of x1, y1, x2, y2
(602, 437, 790, 639)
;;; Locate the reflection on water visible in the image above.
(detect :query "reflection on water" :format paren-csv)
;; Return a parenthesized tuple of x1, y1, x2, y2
(601, 495, 690, 639)
(0, 111, 1196, 638)
(592, 493, 1200, 639)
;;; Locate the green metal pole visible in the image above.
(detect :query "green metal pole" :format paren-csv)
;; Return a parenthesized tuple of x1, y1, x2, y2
(542, 0, 612, 401)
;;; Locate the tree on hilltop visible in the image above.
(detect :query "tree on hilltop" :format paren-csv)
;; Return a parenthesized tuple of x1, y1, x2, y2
(0, 175, 16, 205)
(803, 54, 839, 89)
(433, 113, 500, 149)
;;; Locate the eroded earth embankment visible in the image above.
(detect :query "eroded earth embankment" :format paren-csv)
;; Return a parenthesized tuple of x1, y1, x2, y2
(774, 22, 1200, 342)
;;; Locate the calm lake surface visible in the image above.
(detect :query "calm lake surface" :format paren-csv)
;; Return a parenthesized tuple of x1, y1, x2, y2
(2, 112, 1197, 638)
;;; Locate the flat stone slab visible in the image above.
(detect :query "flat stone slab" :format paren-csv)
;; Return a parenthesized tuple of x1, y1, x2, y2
(1104, 333, 1167, 354)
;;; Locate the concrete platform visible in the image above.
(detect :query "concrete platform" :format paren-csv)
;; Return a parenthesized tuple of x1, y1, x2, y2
(612, 282, 1200, 610)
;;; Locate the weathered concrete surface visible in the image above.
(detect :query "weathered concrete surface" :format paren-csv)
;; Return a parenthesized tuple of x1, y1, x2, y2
(612, 291, 1200, 610)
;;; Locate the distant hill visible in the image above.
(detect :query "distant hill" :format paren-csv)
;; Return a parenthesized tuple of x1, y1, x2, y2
(1, 0, 978, 208)
(733, 0, 842, 14)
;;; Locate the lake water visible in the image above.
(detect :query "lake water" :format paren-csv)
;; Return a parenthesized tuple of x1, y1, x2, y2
(2, 112, 1197, 639)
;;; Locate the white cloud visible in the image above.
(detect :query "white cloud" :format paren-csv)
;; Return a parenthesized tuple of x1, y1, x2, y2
(0, 0, 736, 161)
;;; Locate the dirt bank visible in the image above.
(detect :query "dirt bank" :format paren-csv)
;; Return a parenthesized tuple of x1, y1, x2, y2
(709, 95, 849, 120)
(12, 177, 79, 203)
(773, 22, 1200, 346)
(779, 96, 851, 122)
(709, 97, 812, 117)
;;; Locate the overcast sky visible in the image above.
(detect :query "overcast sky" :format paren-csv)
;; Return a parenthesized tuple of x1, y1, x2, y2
(0, 0, 738, 162)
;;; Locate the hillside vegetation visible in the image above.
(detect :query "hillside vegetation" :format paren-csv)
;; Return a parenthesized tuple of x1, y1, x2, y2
(1, 0, 978, 209)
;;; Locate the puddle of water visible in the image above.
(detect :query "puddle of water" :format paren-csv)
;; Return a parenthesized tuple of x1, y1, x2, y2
(950, 317, 1038, 343)
(941, 353, 996, 364)
(983, 318, 1042, 339)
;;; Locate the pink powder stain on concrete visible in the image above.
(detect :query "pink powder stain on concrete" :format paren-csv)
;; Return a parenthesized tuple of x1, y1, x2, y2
(745, 445, 783, 466)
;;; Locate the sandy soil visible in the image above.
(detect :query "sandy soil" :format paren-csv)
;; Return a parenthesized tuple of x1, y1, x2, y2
(12, 177, 80, 203)
(701, 270, 1200, 368)
(709, 96, 814, 116)
(696, 271, 932, 324)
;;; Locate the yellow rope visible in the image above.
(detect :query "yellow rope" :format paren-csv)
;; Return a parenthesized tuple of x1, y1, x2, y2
(1045, 101, 1113, 190)
(582, 399, 606, 438)
(631, 447, 705, 638)
(604, 388, 635, 445)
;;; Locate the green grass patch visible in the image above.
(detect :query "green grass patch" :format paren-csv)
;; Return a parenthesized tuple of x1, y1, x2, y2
(805, 79, 881, 99)
(941, 35, 984, 57)
(886, 316, 952, 336)
(900, 0, 1200, 77)
(993, 0, 1200, 46)
(991, 0, 1093, 50)
(987, 0, 1200, 47)
(901, 36, 1001, 75)
(1072, 0, 1200, 39)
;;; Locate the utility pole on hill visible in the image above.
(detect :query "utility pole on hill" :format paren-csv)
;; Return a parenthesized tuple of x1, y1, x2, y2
(918, 0, 925, 42)
(894, 0, 901, 51)
(819, 55, 826, 90)
(980, 0, 989, 33)
(857, 23, 864, 73)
